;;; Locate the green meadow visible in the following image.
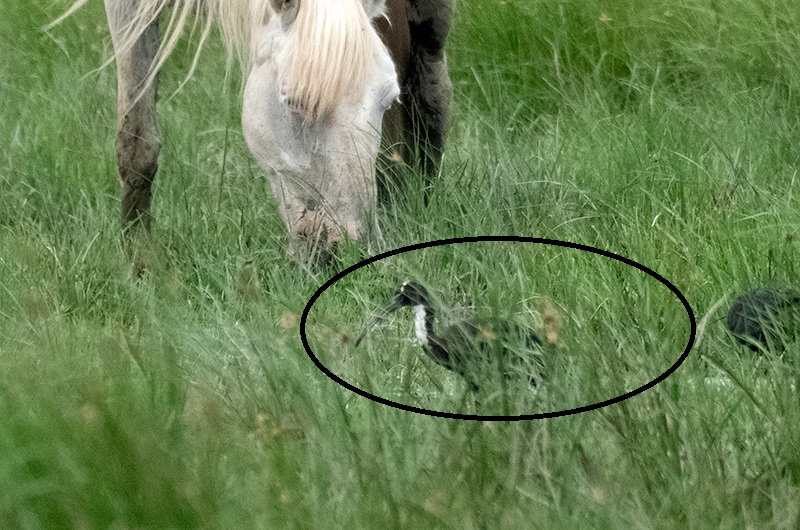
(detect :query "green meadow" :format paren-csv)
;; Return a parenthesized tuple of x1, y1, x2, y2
(2, 0, 800, 527)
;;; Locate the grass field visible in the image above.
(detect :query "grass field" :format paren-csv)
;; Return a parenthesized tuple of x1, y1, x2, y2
(3, 0, 800, 527)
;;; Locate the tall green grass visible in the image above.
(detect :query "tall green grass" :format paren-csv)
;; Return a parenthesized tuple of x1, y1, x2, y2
(2, 0, 800, 527)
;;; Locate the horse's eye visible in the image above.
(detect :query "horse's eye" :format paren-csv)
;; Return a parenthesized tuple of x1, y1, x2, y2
(379, 82, 401, 111)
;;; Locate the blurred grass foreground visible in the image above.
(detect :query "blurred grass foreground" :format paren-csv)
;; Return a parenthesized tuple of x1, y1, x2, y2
(2, 0, 800, 527)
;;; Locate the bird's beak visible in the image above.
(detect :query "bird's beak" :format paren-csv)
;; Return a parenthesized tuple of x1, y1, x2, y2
(354, 297, 403, 347)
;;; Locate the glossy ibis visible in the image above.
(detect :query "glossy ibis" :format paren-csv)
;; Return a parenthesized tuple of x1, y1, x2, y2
(356, 281, 543, 390)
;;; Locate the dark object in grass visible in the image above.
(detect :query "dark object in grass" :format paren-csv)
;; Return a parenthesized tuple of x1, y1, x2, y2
(355, 282, 543, 391)
(727, 288, 800, 351)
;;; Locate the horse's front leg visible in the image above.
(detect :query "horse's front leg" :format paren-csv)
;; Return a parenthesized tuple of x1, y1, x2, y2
(406, 0, 453, 183)
(105, 0, 161, 229)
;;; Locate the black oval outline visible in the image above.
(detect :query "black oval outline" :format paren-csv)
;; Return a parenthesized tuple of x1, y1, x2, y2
(300, 237, 697, 421)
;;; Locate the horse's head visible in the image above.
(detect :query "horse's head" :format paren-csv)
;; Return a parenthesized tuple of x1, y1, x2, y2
(243, 0, 399, 257)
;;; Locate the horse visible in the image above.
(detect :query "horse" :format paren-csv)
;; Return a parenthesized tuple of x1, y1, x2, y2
(56, 0, 452, 256)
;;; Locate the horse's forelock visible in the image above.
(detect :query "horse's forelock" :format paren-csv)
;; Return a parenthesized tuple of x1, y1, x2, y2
(278, 0, 384, 124)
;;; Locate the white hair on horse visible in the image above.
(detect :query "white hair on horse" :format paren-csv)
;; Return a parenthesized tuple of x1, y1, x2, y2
(51, 0, 378, 123)
(279, 0, 379, 123)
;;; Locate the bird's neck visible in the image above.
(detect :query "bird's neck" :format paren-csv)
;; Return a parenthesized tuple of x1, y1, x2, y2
(413, 304, 435, 346)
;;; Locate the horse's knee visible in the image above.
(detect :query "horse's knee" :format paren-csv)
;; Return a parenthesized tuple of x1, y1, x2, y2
(407, 0, 452, 111)
(409, 57, 452, 136)
(407, 56, 452, 175)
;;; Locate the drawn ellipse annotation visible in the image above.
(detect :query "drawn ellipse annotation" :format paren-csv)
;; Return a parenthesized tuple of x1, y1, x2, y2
(300, 237, 697, 421)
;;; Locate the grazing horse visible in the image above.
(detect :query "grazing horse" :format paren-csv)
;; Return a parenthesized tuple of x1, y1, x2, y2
(57, 0, 452, 255)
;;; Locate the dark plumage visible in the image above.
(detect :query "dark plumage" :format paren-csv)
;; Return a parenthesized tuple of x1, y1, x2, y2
(356, 282, 543, 390)
(727, 288, 800, 351)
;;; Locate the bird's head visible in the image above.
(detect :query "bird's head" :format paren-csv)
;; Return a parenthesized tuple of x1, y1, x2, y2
(354, 281, 432, 347)
(388, 281, 431, 312)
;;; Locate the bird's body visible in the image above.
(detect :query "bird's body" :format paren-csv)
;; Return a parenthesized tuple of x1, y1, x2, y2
(727, 288, 800, 351)
(357, 282, 543, 390)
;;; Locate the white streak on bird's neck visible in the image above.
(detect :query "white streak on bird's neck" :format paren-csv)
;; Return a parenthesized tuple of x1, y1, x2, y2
(413, 305, 429, 345)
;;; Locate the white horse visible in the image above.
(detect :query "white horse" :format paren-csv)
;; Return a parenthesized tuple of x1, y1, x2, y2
(54, 0, 452, 257)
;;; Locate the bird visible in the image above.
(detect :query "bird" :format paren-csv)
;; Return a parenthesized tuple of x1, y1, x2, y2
(355, 281, 543, 391)
(727, 288, 800, 351)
